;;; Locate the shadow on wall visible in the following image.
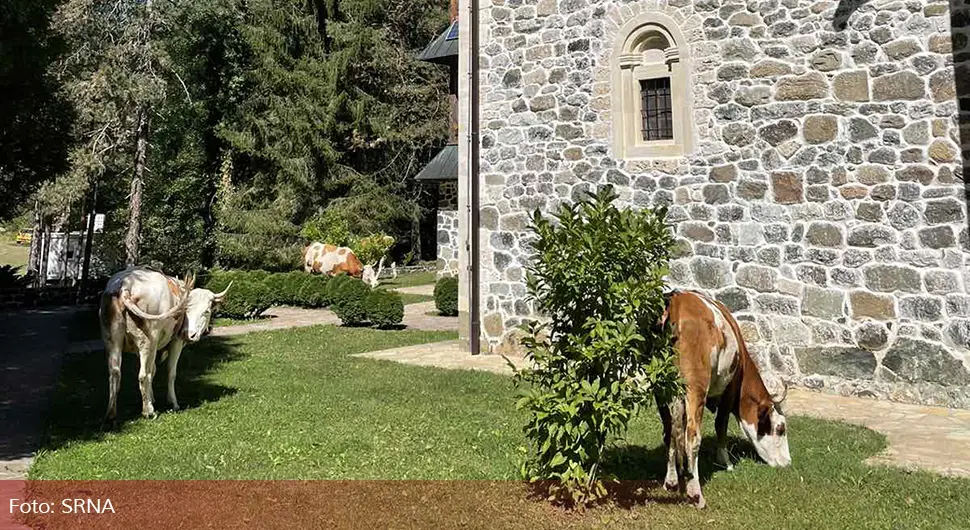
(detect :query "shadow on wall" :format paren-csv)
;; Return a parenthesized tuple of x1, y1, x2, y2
(951, 0, 970, 240)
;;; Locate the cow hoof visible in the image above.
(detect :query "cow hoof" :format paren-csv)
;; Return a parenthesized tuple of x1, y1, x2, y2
(690, 496, 707, 509)
(170, 403, 180, 412)
(663, 480, 679, 492)
(142, 411, 157, 420)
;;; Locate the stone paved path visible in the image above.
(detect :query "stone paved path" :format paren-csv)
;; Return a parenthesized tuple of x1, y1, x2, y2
(355, 340, 970, 480)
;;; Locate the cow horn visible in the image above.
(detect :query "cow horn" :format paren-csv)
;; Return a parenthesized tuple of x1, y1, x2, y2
(214, 281, 232, 302)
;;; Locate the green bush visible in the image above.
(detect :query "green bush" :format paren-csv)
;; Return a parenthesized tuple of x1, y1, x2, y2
(211, 279, 274, 319)
(365, 289, 404, 328)
(511, 186, 681, 507)
(330, 277, 371, 326)
(433, 276, 458, 316)
(297, 274, 330, 308)
(326, 273, 354, 301)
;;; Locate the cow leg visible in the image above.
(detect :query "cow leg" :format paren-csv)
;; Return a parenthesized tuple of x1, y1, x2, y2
(104, 345, 123, 422)
(684, 388, 708, 508)
(131, 328, 158, 419)
(714, 397, 734, 471)
(165, 339, 185, 411)
(656, 395, 681, 492)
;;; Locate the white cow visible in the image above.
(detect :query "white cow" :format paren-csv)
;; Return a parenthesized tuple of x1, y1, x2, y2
(99, 266, 231, 421)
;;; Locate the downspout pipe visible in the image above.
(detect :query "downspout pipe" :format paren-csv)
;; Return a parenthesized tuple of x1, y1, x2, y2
(469, 0, 482, 355)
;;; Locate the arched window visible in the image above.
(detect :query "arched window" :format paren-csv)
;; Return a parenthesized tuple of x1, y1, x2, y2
(611, 13, 693, 159)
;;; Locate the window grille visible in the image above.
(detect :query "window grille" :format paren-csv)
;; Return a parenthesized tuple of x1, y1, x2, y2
(639, 78, 673, 141)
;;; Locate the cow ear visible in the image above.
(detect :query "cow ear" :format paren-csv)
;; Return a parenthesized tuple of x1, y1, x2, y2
(763, 372, 788, 405)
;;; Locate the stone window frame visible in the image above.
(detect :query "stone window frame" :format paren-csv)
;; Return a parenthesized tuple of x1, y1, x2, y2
(611, 13, 693, 159)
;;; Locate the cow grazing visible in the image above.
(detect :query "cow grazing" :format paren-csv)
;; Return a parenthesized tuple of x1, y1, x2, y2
(99, 267, 231, 421)
(304, 243, 363, 277)
(303, 242, 382, 287)
(656, 290, 790, 508)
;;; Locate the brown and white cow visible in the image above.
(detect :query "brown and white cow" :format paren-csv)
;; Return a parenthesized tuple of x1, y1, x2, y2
(303, 242, 382, 287)
(100, 267, 230, 422)
(656, 289, 790, 508)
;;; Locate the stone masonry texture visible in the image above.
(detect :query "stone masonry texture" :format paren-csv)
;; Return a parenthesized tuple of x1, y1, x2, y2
(476, 0, 970, 408)
(437, 181, 460, 278)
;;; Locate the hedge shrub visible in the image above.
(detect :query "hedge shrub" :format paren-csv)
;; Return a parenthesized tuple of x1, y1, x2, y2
(209, 278, 274, 319)
(297, 274, 330, 308)
(365, 289, 404, 328)
(434, 276, 458, 316)
(331, 277, 371, 325)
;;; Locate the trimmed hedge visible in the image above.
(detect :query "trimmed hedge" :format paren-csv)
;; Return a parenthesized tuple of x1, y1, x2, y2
(434, 276, 458, 316)
(203, 269, 329, 318)
(365, 289, 404, 328)
(205, 272, 274, 319)
(330, 276, 371, 326)
(203, 268, 409, 329)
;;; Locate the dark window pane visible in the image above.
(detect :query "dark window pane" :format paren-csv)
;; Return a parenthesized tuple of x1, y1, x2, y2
(639, 78, 673, 141)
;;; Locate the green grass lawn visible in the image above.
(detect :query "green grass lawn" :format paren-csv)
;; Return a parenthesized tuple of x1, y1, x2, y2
(399, 292, 434, 305)
(30, 325, 969, 528)
(0, 241, 29, 270)
(380, 270, 436, 288)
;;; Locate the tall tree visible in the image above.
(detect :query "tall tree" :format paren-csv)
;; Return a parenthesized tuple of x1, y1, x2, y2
(53, 0, 171, 265)
(0, 0, 73, 220)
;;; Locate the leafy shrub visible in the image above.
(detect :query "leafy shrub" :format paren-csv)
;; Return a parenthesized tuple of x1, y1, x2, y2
(301, 209, 354, 248)
(512, 186, 681, 507)
(355, 233, 394, 265)
(210, 279, 274, 319)
(0, 265, 31, 289)
(326, 273, 353, 301)
(434, 276, 458, 316)
(330, 277, 371, 326)
(365, 289, 404, 328)
(297, 274, 330, 308)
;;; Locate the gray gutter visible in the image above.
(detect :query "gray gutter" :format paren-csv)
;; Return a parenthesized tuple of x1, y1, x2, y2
(469, 0, 482, 355)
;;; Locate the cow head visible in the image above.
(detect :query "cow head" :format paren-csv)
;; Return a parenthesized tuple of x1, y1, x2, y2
(184, 281, 232, 342)
(740, 374, 791, 468)
(362, 265, 378, 287)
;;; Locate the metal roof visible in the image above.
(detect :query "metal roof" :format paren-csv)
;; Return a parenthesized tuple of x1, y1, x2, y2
(414, 144, 458, 181)
(417, 20, 459, 64)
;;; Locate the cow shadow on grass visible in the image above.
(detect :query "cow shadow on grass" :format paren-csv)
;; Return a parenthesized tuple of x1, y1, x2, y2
(39, 335, 246, 452)
(591, 434, 759, 508)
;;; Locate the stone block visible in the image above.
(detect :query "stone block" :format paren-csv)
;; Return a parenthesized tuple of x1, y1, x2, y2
(794, 346, 876, 379)
(690, 257, 733, 289)
(801, 287, 846, 319)
(883, 337, 970, 385)
(775, 71, 829, 101)
(736, 264, 777, 293)
(863, 265, 921, 293)
(872, 71, 926, 101)
(803, 114, 838, 144)
(771, 171, 804, 204)
(899, 295, 944, 322)
(849, 290, 896, 320)
(832, 70, 870, 102)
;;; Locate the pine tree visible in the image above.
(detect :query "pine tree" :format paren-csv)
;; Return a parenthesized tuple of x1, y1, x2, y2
(53, 0, 172, 265)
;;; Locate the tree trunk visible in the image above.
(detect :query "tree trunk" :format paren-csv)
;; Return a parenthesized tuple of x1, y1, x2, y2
(38, 217, 51, 287)
(81, 181, 98, 283)
(28, 201, 42, 282)
(125, 107, 150, 266)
